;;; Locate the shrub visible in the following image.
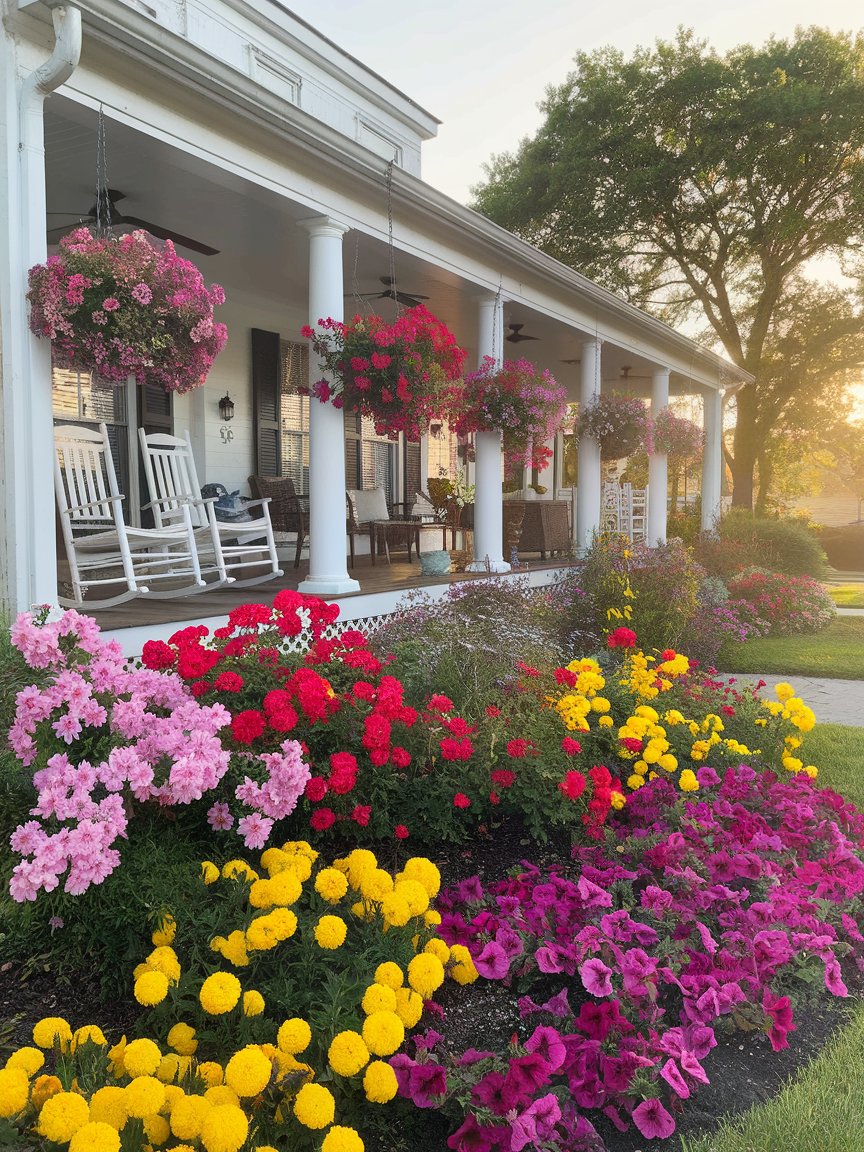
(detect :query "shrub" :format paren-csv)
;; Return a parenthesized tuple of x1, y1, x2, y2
(678, 577, 769, 667)
(699, 510, 828, 578)
(817, 523, 864, 571)
(727, 567, 836, 635)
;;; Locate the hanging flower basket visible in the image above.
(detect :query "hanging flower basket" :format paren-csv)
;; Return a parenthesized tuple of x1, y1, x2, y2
(451, 357, 569, 477)
(648, 407, 704, 459)
(27, 227, 227, 393)
(576, 394, 650, 460)
(301, 305, 466, 441)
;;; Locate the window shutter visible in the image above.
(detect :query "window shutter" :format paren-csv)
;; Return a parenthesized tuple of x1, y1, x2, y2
(252, 328, 281, 476)
(404, 440, 421, 504)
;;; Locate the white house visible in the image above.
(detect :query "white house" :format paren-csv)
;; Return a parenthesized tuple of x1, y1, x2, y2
(0, 0, 751, 639)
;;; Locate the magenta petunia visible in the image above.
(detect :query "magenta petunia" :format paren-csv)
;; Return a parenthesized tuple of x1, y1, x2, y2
(632, 1098, 676, 1140)
(580, 957, 614, 997)
(474, 940, 510, 980)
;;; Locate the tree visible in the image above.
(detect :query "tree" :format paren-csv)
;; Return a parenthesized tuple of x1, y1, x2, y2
(471, 27, 864, 508)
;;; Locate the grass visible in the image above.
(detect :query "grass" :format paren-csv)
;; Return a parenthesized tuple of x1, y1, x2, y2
(828, 583, 864, 608)
(680, 1003, 864, 1152)
(801, 721, 864, 808)
(717, 617, 864, 680)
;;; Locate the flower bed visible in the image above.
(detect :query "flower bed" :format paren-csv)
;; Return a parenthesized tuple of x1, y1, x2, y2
(27, 228, 227, 393)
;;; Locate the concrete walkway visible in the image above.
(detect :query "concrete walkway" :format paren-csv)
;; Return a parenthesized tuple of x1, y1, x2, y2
(721, 673, 864, 727)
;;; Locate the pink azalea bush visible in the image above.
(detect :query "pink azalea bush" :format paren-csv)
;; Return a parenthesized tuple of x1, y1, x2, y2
(302, 305, 466, 440)
(397, 766, 864, 1149)
(726, 566, 836, 635)
(27, 227, 227, 392)
(7, 607, 309, 901)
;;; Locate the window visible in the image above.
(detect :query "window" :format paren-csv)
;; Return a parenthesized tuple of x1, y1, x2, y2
(52, 368, 130, 502)
(280, 340, 310, 492)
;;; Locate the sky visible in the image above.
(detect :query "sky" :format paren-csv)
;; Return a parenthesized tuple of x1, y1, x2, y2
(287, 0, 863, 204)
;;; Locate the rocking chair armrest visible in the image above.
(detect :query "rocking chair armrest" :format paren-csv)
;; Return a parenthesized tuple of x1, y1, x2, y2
(239, 496, 272, 511)
(142, 494, 218, 512)
(63, 493, 126, 515)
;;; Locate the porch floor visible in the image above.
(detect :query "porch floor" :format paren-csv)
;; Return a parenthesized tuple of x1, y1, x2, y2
(85, 552, 576, 634)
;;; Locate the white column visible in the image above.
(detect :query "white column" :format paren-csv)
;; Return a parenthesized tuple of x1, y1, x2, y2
(701, 389, 724, 533)
(297, 217, 360, 595)
(647, 368, 670, 546)
(576, 337, 603, 554)
(0, 9, 81, 615)
(467, 294, 509, 573)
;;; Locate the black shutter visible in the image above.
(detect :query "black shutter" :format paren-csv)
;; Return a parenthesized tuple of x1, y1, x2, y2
(252, 329, 281, 476)
(403, 440, 421, 504)
(137, 384, 174, 527)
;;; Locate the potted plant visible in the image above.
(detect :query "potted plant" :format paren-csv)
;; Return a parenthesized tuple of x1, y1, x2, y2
(576, 394, 650, 459)
(451, 356, 569, 480)
(302, 305, 466, 441)
(27, 227, 227, 393)
(648, 407, 704, 459)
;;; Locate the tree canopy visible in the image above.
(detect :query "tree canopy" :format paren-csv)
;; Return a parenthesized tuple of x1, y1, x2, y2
(471, 27, 864, 508)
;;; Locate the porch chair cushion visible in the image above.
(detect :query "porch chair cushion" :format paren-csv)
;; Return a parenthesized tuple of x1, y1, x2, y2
(347, 486, 390, 525)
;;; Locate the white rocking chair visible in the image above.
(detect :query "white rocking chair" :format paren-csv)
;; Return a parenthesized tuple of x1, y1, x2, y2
(138, 429, 283, 588)
(54, 423, 209, 609)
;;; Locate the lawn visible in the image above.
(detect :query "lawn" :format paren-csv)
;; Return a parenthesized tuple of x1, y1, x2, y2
(828, 583, 864, 608)
(717, 617, 864, 679)
(801, 721, 864, 808)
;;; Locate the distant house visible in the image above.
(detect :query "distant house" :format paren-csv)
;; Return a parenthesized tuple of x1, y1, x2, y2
(0, 0, 750, 642)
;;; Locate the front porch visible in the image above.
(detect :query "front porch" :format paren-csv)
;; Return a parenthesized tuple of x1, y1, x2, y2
(91, 553, 573, 656)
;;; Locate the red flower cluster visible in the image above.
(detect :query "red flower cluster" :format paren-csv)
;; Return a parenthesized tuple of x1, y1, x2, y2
(607, 627, 638, 649)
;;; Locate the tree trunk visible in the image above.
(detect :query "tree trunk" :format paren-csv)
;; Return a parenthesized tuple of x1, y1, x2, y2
(730, 384, 759, 510)
(754, 450, 774, 517)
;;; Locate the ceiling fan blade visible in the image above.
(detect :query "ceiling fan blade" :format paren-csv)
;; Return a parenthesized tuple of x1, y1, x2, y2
(120, 215, 219, 256)
(506, 323, 539, 343)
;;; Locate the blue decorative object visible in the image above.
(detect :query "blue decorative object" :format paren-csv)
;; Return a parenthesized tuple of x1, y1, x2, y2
(419, 549, 452, 577)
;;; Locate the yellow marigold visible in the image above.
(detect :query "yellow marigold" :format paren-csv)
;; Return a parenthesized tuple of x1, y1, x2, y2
(609, 790, 626, 810)
(380, 892, 412, 928)
(248, 878, 273, 908)
(397, 857, 441, 898)
(31, 1074, 62, 1110)
(424, 909, 442, 927)
(679, 769, 700, 792)
(314, 867, 350, 903)
(362, 983, 398, 1015)
(135, 970, 169, 1007)
(69, 1121, 121, 1152)
(5, 1045, 44, 1075)
(598, 715, 614, 728)
(143, 1113, 171, 1145)
(281, 839, 318, 862)
(345, 848, 379, 888)
(245, 914, 280, 952)
(626, 774, 644, 790)
(268, 907, 298, 940)
(361, 1011, 405, 1057)
(170, 1094, 212, 1139)
(449, 944, 479, 985)
(201, 861, 220, 885)
(167, 1022, 198, 1057)
(124, 1075, 166, 1119)
(804, 764, 819, 778)
(407, 953, 445, 999)
(88, 1086, 127, 1129)
(359, 868, 395, 902)
(658, 753, 678, 772)
(224, 1046, 272, 1098)
(242, 990, 265, 1017)
(199, 972, 242, 1016)
(39, 1091, 90, 1141)
(0, 1066, 29, 1118)
(32, 1016, 72, 1050)
(210, 930, 249, 968)
(146, 946, 181, 985)
(328, 1030, 369, 1077)
(424, 938, 450, 964)
(222, 859, 259, 883)
(199, 1103, 249, 1152)
(204, 1084, 240, 1108)
(71, 1025, 106, 1051)
(197, 1062, 224, 1087)
(314, 914, 348, 949)
(322, 1124, 365, 1152)
(775, 682, 795, 702)
(591, 696, 611, 713)
(394, 879, 429, 916)
(269, 869, 304, 906)
(363, 1060, 398, 1103)
(293, 1082, 336, 1129)
(394, 987, 423, 1029)
(254, 1146, 280, 1152)
(374, 962, 404, 990)
(151, 914, 177, 947)
(123, 1037, 163, 1077)
(157, 1053, 186, 1083)
(163, 1084, 185, 1111)
(277, 1017, 312, 1055)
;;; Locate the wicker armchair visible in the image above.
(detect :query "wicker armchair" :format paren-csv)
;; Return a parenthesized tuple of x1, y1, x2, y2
(248, 475, 307, 568)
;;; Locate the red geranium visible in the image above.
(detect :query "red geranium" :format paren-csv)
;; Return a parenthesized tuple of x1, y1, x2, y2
(607, 627, 638, 649)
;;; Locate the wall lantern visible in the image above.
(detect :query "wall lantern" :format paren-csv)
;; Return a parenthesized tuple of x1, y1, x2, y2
(218, 393, 235, 422)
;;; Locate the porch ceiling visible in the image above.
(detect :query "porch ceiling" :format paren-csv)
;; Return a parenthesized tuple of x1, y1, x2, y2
(45, 98, 714, 401)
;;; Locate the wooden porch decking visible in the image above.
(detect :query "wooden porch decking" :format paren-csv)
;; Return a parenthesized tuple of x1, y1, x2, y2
(86, 552, 576, 643)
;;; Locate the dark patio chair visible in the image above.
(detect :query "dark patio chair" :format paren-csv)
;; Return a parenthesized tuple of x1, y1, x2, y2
(248, 475, 307, 568)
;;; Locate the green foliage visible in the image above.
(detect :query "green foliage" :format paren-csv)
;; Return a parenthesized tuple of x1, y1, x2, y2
(564, 536, 703, 654)
(717, 617, 864, 680)
(829, 583, 864, 608)
(818, 524, 864, 571)
(699, 510, 829, 578)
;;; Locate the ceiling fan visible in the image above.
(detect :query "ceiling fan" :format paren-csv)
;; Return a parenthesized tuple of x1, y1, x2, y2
(505, 322, 539, 343)
(351, 275, 429, 309)
(46, 188, 220, 256)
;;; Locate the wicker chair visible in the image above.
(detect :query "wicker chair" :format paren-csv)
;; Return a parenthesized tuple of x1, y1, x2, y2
(248, 475, 308, 568)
